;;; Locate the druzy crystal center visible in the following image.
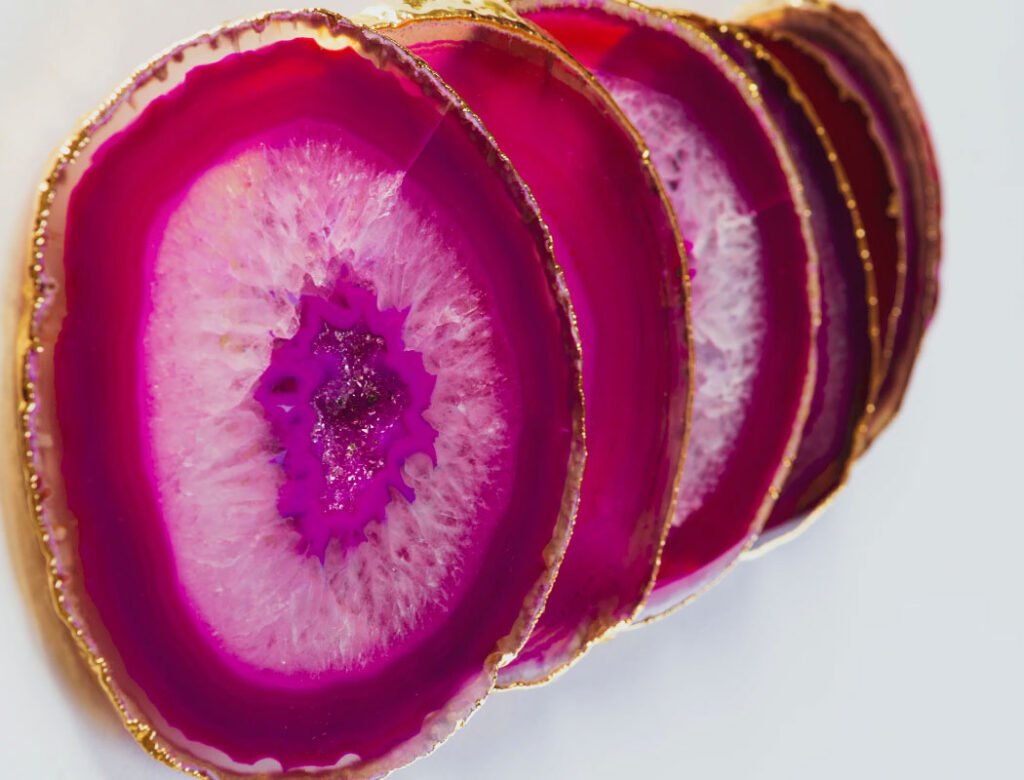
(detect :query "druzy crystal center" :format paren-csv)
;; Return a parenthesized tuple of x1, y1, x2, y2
(256, 279, 438, 560)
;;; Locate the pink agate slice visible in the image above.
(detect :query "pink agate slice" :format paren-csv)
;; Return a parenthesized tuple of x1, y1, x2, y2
(523, 0, 818, 616)
(708, 26, 877, 536)
(385, 13, 690, 684)
(743, 30, 903, 430)
(26, 13, 583, 777)
(748, 4, 942, 443)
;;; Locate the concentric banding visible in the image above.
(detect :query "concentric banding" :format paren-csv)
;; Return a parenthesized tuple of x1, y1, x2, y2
(148, 138, 507, 674)
(520, 0, 819, 619)
(701, 23, 879, 543)
(378, 1, 692, 686)
(21, 11, 583, 778)
(746, 1, 942, 443)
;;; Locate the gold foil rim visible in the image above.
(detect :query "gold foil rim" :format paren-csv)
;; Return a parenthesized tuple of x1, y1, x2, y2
(716, 24, 883, 554)
(18, 8, 585, 779)
(374, 0, 695, 688)
(630, 2, 821, 626)
(744, 0, 940, 445)
(744, 6, 906, 404)
(511, 0, 820, 628)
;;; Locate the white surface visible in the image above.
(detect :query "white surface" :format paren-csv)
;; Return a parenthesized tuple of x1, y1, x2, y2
(1, 1, 1020, 778)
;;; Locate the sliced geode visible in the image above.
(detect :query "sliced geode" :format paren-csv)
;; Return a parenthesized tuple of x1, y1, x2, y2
(20, 11, 584, 778)
(745, 1, 942, 444)
(697, 22, 880, 544)
(520, 0, 819, 617)
(376, 2, 692, 685)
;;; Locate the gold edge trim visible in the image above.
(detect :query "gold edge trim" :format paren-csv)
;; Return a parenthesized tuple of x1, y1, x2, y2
(365, 7, 591, 688)
(721, 24, 882, 554)
(645, 5, 820, 626)
(20, 193, 213, 775)
(813, 2, 941, 438)
(494, 614, 635, 690)
(742, 2, 922, 445)
(547, 2, 822, 628)
(18, 7, 586, 779)
(374, 0, 695, 690)
(361, 1, 591, 680)
(785, 0, 942, 324)
(746, 8, 908, 387)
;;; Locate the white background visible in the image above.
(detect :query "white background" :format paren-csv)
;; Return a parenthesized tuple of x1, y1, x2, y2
(1, 1, 1020, 778)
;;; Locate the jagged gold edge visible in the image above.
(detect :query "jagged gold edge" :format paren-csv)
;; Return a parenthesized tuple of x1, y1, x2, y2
(526, 0, 820, 628)
(719, 25, 882, 556)
(17, 8, 586, 780)
(819, 3, 941, 327)
(742, 1, 929, 446)
(373, 0, 696, 690)
(364, 0, 607, 693)
(799, 1, 941, 443)
(625, 4, 821, 626)
(743, 0, 941, 324)
(744, 4, 907, 409)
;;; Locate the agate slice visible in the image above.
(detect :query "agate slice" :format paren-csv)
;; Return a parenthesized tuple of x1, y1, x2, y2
(376, 0, 691, 686)
(746, 1, 942, 443)
(20, 11, 584, 778)
(522, 0, 818, 618)
(698, 23, 880, 545)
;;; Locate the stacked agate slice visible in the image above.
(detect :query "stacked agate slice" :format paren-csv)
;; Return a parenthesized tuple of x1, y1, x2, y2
(17, 1, 940, 777)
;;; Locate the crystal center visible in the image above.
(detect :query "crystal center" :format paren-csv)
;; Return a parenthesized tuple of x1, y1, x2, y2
(256, 276, 437, 560)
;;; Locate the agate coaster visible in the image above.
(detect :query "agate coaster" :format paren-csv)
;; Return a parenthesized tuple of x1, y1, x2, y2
(377, 0, 692, 686)
(746, 1, 942, 444)
(698, 22, 880, 545)
(521, 0, 819, 618)
(20, 11, 584, 777)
